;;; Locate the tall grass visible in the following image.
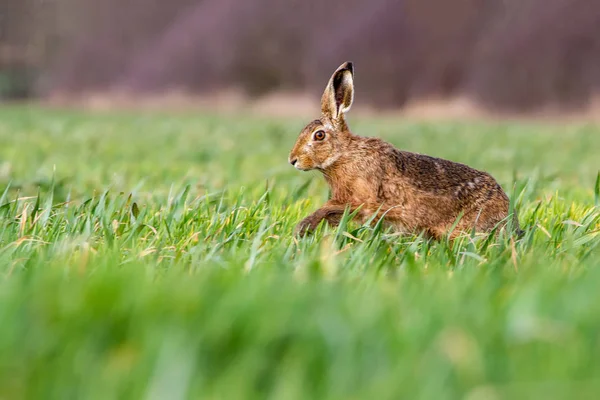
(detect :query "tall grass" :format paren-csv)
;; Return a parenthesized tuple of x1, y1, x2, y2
(0, 107, 598, 399)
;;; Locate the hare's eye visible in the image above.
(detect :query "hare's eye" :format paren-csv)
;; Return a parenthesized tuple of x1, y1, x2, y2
(313, 130, 326, 141)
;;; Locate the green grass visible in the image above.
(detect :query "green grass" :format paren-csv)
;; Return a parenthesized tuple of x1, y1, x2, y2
(0, 106, 599, 399)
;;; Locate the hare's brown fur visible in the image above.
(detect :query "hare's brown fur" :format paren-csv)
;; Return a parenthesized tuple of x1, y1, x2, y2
(289, 62, 518, 239)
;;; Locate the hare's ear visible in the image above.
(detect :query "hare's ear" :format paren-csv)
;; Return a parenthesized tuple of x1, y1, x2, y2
(321, 61, 354, 124)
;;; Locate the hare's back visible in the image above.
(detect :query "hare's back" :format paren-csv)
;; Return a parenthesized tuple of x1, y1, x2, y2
(391, 149, 505, 201)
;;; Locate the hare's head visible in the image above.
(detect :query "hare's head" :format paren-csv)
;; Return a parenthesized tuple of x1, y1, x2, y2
(288, 62, 355, 171)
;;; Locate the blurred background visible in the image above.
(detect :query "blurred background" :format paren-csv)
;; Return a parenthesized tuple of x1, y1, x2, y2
(2, 0, 600, 115)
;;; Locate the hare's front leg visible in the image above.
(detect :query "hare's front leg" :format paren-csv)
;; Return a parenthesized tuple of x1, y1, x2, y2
(294, 202, 348, 237)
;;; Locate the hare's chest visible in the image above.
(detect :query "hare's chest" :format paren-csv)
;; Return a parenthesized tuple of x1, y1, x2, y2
(330, 177, 378, 204)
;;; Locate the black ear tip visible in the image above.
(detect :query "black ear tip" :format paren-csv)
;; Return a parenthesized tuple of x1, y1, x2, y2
(336, 61, 354, 75)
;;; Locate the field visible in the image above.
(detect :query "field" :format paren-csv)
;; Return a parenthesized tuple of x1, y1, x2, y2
(0, 106, 599, 399)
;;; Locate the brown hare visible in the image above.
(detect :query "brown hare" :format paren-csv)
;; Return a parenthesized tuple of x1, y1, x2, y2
(288, 61, 519, 239)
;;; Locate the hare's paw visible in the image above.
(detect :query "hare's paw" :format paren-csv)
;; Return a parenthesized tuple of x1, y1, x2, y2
(294, 217, 321, 237)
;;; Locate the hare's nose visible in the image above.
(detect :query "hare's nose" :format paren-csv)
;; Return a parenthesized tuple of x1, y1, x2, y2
(290, 158, 298, 166)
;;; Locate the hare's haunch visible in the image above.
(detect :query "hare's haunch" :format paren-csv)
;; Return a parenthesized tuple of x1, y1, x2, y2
(289, 62, 519, 239)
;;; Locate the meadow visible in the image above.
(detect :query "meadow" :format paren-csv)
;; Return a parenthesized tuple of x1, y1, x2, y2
(0, 106, 599, 399)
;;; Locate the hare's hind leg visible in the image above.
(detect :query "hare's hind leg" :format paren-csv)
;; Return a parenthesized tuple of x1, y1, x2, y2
(455, 200, 519, 238)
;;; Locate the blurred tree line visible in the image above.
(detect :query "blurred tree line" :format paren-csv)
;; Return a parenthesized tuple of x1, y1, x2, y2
(2, 0, 600, 112)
